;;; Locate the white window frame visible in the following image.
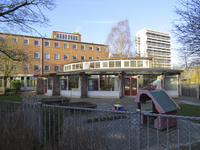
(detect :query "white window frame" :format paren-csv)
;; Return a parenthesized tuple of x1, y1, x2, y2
(13, 64, 17, 70)
(96, 47, 100, 51)
(89, 46, 93, 51)
(34, 65, 39, 71)
(34, 40, 40, 46)
(23, 51, 29, 58)
(73, 44, 77, 49)
(34, 52, 39, 58)
(64, 43, 69, 49)
(45, 41, 50, 47)
(12, 37, 17, 44)
(23, 64, 29, 71)
(45, 53, 50, 59)
(73, 55, 77, 60)
(89, 56, 93, 60)
(55, 65, 60, 71)
(23, 39, 29, 45)
(81, 45, 85, 50)
(55, 42, 59, 48)
(55, 54, 59, 60)
(64, 54, 69, 60)
(45, 65, 50, 71)
(81, 56, 85, 60)
(96, 57, 100, 59)
(104, 47, 107, 52)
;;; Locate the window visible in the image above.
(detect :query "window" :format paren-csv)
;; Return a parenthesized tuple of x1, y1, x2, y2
(137, 61, 143, 67)
(23, 64, 28, 70)
(104, 47, 107, 52)
(27, 77, 36, 87)
(96, 47, 100, 51)
(45, 41, 50, 47)
(55, 66, 59, 71)
(81, 56, 85, 60)
(96, 62, 100, 68)
(64, 54, 68, 60)
(109, 61, 114, 67)
(164, 77, 177, 90)
(103, 62, 108, 67)
(11, 51, 17, 57)
(55, 42, 59, 48)
(12, 64, 17, 70)
(88, 78, 99, 91)
(73, 44, 77, 49)
(89, 56, 93, 60)
(89, 46, 93, 51)
(61, 79, 67, 90)
(73, 55, 77, 60)
(55, 54, 59, 59)
(0, 36, 5, 42)
(124, 61, 129, 67)
(45, 53, 50, 59)
(68, 75, 79, 90)
(23, 39, 29, 45)
(64, 43, 69, 49)
(116, 61, 121, 67)
(100, 75, 118, 91)
(34, 65, 39, 71)
(23, 52, 29, 58)
(34, 52, 39, 58)
(45, 65, 50, 71)
(12, 37, 17, 44)
(34, 40, 39, 46)
(81, 45, 85, 50)
(131, 61, 136, 67)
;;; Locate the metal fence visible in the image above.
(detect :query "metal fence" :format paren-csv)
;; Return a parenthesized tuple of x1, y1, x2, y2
(0, 101, 200, 150)
(181, 84, 200, 99)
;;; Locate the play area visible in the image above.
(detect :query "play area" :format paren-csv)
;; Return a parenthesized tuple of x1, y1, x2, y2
(135, 87, 181, 130)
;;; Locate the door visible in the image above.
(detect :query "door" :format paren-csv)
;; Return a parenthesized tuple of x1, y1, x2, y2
(124, 77, 137, 96)
(131, 78, 137, 96)
(88, 78, 98, 91)
(124, 78, 130, 96)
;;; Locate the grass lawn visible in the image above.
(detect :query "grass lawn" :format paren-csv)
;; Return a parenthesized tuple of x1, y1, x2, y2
(177, 104, 200, 117)
(0, 94, 22, 102)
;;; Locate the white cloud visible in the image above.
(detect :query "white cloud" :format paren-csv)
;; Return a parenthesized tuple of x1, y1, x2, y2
(85, 21, 115, 24)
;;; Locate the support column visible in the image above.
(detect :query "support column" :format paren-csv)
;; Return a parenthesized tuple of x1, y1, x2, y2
(52, 75, 60, 96)
(36, 77, 44, 95)
(178, 74, 181, 97)
(120, 71, 124, 98)
(81, 73, 88, 98)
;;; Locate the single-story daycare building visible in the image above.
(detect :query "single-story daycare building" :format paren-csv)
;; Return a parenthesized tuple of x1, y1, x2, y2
(34, 57, 182, 98)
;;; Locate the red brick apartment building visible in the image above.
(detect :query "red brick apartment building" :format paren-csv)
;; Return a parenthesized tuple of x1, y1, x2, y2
(0, 31, 109, 91)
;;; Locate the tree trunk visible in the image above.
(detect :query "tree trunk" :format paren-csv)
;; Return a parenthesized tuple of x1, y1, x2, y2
(4, 76, 8, 95)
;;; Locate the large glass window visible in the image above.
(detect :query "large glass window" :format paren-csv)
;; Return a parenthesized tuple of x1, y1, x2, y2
(27, 77, 36, 87)
(164, 77, 177, 90)
(61, 79, 67, 90)
(100, 75, 118, 91)
(116, 61, 121, 67)
(124, 61, 129, 67)
(48, 77, 53, 90)
(138, 75, 161, 90)
(103, 62, 108, 67)
(68, 75, 79, 90)
(131, 61, 136, 67)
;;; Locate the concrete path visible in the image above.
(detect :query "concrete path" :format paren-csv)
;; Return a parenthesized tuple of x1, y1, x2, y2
(20, 91, 200, 111)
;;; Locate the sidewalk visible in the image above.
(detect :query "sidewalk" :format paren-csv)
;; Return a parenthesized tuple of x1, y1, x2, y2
(21, 91, 200, 111)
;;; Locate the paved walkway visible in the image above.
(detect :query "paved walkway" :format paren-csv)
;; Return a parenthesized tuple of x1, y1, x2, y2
(20, 91, 200, 111)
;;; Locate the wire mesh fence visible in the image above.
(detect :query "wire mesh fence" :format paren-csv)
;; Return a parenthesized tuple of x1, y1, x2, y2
(181, 84, 199, 98)
(0, 100, 200, 150)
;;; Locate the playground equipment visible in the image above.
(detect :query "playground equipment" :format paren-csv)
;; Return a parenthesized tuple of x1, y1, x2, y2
(111, 104, 127, 112)
(135, 87, 180, 130)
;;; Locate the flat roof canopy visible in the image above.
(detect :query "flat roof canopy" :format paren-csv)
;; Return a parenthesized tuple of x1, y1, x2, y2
(56, 68, 182, 76)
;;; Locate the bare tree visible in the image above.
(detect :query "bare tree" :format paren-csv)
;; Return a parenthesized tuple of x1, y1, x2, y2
(0, 0, 56, 58)
(106, 18, 133, 58)
(172, 0, 200, 55)
(0, 36, 28, 94)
